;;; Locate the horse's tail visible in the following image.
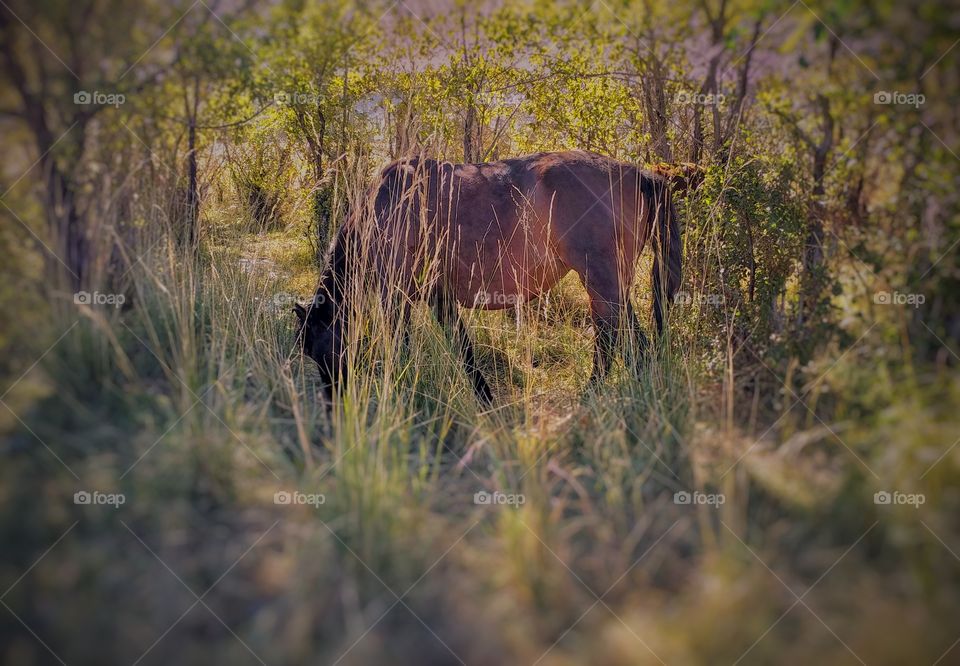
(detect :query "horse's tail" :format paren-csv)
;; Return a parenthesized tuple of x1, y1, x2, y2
(651, 184, 681, 337)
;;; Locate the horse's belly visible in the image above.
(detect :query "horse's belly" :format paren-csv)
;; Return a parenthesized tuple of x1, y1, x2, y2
(451, 236, 565, 310)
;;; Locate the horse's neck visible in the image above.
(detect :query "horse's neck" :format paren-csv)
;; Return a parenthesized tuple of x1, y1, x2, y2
(316, 225, 352, 304)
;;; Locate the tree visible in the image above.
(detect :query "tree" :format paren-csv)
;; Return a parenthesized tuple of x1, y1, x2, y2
(0, 0, 169, 286)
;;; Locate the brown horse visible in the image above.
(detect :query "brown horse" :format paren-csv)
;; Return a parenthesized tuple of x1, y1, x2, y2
(294, 150, 681, 402)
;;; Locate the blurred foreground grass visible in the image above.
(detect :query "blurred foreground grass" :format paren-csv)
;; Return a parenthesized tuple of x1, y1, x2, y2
(1, 223, 959, 666)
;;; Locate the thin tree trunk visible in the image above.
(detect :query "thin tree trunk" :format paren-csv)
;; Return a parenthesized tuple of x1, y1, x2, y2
(185, 77, 201, 251)
(44, 161, 86, 289)
(186, 119, 199, 248)
(800, 95, 834, 324)
(463, 99, 478, 163)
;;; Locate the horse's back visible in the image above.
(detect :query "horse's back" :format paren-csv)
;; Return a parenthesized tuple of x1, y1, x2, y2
(367, 151, 659, 308)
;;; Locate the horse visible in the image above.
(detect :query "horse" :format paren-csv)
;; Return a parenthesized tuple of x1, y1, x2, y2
(294, 150, 682, 403)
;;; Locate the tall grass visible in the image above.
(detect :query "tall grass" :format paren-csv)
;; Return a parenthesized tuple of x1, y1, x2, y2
(2, 155, 959, 666)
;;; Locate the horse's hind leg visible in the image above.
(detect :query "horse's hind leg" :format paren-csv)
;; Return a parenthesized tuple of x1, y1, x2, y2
(433, 290, 493, 404)
(586, 292, 623, 386)
(587, 296, 651, 384)
(575, 252, 656, 376)
(624, 301, 650, 371)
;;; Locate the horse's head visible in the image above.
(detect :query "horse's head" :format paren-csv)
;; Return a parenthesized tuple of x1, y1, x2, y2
(294, 298, 345, 388)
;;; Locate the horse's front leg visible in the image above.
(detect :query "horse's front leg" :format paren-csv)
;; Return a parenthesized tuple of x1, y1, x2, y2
(433, 290, 493, 405)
